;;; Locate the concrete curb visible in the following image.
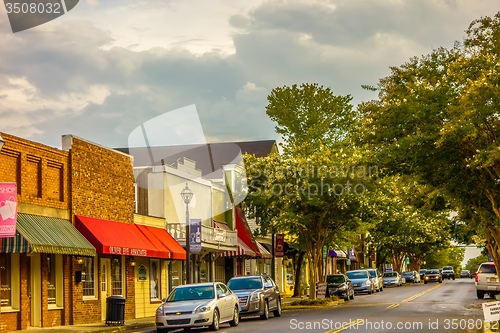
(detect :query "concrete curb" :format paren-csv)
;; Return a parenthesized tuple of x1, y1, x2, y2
(282, 300, 343, 311)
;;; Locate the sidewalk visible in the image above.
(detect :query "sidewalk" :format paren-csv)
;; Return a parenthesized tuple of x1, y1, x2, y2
(15, 317, 156, 333)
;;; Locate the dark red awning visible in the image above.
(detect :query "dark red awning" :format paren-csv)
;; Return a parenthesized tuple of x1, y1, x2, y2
(75, 215, 178, 259)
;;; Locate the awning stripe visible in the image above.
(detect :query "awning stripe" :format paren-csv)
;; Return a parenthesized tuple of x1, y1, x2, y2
(220, 238, 256, 258)
(257, 242, 272, 259)
(0, 213, 96, 256)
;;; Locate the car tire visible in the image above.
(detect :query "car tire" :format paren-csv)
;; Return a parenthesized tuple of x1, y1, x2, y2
(477, 290, 485, 299)
(380, 286, 383, 292)
(439, 280, 443, 283)
(273, 299, 282, 317)
(350, 291, 354, 300)
(229, 306, 240, 327)
(424, 281, 427, 284)
(209, 309, 220, 331)
(452, 277, 455, 280)
(260, 300, 269, 320)
(157, 328, 169, 333)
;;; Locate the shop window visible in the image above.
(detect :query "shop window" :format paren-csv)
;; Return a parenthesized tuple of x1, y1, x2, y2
(170, 260, 182, 291)
(150, 259, 160, 301)
(47, 254, 63, 308)
(0, 253, 19, 311)
(111, 257, 123, 296)
(82, 257, 96, 298)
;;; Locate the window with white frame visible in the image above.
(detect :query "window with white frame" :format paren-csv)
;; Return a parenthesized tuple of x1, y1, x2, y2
(47, 254, 63, 308)
(82, 257, 96, 298)
(0, 253, 19, 310)
(111, 257, 123, 296)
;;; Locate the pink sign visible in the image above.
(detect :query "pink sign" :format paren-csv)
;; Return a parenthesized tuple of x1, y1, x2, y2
(0, 183, 17, 238)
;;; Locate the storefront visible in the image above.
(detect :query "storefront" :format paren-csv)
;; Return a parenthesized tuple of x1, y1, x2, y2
(74, 215, 185, 320)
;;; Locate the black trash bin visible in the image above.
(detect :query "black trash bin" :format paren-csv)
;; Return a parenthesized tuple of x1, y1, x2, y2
(105, 295, 126, 326)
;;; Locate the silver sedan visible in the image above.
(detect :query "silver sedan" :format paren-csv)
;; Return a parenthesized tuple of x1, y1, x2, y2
(156, 282, 240, 332)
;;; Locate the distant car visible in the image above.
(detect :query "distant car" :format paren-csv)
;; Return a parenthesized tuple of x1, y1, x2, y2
(424, 269, 442, 284)
(402, 271, 416, 283)
(441, 266, 455, 280)
(366, 269, 384, 292)
(460, 270, 471, 278)
(155, 282, 239, 332)
(325, 274, 354, 301)
(347, 270, 374, 294)
(475, 262, 499, 299)
(227, 274, 281, 320)
(382, 272, 402, 287)
(419, 269, 427, 280)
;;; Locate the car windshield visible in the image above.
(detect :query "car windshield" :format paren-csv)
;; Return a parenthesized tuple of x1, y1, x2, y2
(420, 270, 426, 273)
(479, 264, 496, 274)
(402, 272, 412, 276)
(461, 270, 469, 273)
(443, 266, 453, 270)
(227, 277, 263, 290)
(367, 270, 377, 278)
(167, 285, 214, 302)
(426, 270, 439, 274)
(347, 271, 368, 279)
(326, 275, 345, 283)
(383, 272, 397, 277)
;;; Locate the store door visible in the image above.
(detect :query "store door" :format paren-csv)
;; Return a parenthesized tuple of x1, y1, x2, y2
(30, 253, 41, 327)
(101, 259, 111, 321)
(26, 256, 31, 327)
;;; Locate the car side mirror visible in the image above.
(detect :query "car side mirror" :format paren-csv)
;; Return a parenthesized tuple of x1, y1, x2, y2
(218, 294, 225, 299)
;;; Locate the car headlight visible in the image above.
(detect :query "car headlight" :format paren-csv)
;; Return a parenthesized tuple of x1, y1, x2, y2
(362, 281, 371, 286)
(195, 306, 211, 313)
(156, 306, 164, 316)
(338, 285, 347, 290)
(250, 292, 260, 303)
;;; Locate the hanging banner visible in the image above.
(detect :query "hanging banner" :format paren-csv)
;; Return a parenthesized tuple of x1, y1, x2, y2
(348, 248, 357, 262)
(275, 234, 284, 257)
(189, 219, 201, 253)
(0, 183, 17, 238)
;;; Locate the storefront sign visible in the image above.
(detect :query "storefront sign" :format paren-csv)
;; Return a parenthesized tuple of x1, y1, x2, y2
(137, 264, 147, 281)
(317, 283, 327, 299)
(275, 234, 284, 257)
(189, 219, 201, 253)
(0, 183, 17, 238)
(214, 228, 226, 242)
(483, 301, 500, 322)
(108, 246, 148, 257)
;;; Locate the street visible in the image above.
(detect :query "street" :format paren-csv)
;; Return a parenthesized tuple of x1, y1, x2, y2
(126, 279, 485, 333)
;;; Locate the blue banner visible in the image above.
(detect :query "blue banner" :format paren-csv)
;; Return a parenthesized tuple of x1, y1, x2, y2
(189, 219, 201, 253)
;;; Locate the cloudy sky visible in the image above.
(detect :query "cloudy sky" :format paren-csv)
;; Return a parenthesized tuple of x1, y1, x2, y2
(0, 0, 498, 148)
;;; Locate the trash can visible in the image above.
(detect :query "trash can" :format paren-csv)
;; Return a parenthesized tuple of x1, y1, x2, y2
(105, 295, 125, 326)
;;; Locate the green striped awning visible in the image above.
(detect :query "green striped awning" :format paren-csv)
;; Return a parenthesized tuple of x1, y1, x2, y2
(0, 213, 96, 256)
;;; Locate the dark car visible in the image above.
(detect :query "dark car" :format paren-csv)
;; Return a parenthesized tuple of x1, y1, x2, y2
(460, 270, 471, 278)
(402, 271, 416, 283)
(424, 269, 442, 284)
(420, 269, 427, 280)
(325, 274, 354, 301)
(227, 274, 281, 320)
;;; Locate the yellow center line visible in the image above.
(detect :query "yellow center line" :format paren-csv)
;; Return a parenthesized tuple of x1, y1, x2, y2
(386, 283, 443, 309)
(324, 319, 364, 333)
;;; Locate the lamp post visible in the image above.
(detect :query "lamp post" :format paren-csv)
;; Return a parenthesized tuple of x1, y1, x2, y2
(180, 183, 194, 284)
(0, 134, 5, 153)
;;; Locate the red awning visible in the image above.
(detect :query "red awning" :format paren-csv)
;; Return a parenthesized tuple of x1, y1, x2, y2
(220, 237, 256, 257)
(235, 207, 262, 257)
(135, 224, 185, 260)
(75, 215, 175, 259)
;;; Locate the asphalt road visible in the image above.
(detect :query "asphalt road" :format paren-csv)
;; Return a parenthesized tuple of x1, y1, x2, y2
(126, 278, 487, 333)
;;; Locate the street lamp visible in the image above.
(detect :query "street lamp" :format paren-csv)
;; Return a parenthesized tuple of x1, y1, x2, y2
(180, 183, 194, 284)
(0, 134, 4, 153)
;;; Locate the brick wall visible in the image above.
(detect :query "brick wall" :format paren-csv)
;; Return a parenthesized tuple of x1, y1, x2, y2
(71, 256, 100, 325)
(0, 133, 68, 210)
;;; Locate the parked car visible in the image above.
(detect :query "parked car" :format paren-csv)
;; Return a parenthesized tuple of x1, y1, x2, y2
(424, 269, 442, 284)
(441, 266, 455, 280)
(460, 270, 472, 278)
(419, 269, 427, 280)
(347, 270, 374, 294)
(366, 269, 384, 292)
(227, 274, 281, 320)
(155, 282, 239, 332)
(325, 274, 354, 301)
(476, 262, 499, 299)
(402, 271, 416, 283)
(382, 272, 402, 287)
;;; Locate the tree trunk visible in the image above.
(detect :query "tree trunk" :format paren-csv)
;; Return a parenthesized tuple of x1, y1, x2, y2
(293, 251, 305, 297)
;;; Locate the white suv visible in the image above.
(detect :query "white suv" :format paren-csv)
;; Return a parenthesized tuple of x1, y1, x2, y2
(475, 262, 500, 299)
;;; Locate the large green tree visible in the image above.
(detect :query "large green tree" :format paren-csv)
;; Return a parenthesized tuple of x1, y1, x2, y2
(358, 12, 500, 279)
